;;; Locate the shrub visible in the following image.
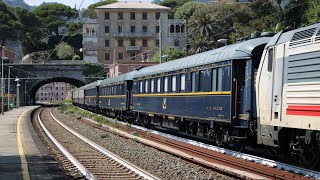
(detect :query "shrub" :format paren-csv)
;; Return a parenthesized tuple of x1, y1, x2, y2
(131, 131, 141, 137)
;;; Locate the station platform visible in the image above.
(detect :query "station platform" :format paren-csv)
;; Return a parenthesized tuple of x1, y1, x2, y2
(0, 106, 68, 180)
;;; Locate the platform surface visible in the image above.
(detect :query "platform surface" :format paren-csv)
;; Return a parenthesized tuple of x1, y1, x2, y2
(0, 106, 68, 180)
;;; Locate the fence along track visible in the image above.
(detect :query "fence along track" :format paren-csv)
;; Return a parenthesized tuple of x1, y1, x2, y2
(38, 107, 159, 180)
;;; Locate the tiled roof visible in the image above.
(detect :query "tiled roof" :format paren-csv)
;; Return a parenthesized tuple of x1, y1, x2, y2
(96, 2, 170, 10)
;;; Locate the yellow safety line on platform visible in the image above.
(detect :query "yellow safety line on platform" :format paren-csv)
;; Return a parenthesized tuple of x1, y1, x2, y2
(17, 110, 30, 180)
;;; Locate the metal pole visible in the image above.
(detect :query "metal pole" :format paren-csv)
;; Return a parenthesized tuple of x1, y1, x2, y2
(16, 83, 20, 109)
(159, 16, 162, 64)
(24, 81, 28, 106)
(1, 46, 4, 115)
(113, 48, 116, 77)
(7, 66, 12, 111)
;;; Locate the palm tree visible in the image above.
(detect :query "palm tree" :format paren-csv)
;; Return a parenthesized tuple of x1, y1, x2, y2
(187, 34, 214, 55)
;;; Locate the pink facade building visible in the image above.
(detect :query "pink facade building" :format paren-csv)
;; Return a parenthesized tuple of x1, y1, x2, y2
(0, 47, 16, 63)
(35, 82, 73, 103)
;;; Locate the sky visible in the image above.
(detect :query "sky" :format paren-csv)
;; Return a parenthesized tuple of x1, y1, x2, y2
(24, 0, 153, 9)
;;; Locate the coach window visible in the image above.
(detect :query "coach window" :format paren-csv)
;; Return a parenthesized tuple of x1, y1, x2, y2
(212, 69, 217, 91)
(180, 74, 185, 92)
(164, 76, 169, 92)
(199, 70, 204, 92)
(217, 67, 223, 91)
(140, 80, 143, 93)
(157, 78, 161, 93)
(122, 84, 125, 95)
(151, 79, 155, 93)
(191, 72, 196, 92)
(145, 79, 149, 93)
(268, 48, 274, 72)
(171, 75, 177, 92)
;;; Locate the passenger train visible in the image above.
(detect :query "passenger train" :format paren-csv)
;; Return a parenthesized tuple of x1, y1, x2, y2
(73, 23, 320, 169)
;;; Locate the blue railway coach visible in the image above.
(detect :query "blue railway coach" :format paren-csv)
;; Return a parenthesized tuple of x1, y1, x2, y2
(132, 34, 274, 142)
(97, 72, 135, 118)
(84, 81, 99, 111)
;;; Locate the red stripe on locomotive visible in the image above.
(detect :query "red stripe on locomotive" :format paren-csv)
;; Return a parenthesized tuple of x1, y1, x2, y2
(286, 105, 320, 116)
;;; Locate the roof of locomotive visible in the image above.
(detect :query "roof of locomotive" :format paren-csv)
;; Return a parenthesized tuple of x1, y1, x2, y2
(133, 36, 272, 79)
(266, 23, 320, 48)
(99, 70, 136, 86)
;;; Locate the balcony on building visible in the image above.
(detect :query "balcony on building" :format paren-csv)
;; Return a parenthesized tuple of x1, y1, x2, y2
(126, 46, 141, 51)
(114, 32, 153, 38)
(168, 19, 187, 37)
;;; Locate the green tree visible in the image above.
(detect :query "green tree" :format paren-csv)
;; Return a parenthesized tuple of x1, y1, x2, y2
(280, 0, 308, 29)
(14, 7, 47, 54)
(151, 46, 185, 62)
(56, 42, 74, 60)
(187, 1, 280, 52)
(0, 2, 21, 46)
(174, 1, 205, 20)
(188, 34, 214, 55)
(160, 0, 191, 19)
(305, 0, 320, 25)
(83, 0, 117, 18)
(187, 3, 231, 54)
(33, 3, 77, 36)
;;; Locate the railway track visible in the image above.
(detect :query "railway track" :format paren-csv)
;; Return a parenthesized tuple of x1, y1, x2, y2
(72, 110, 318, 180)
(36, 107, 159, 180)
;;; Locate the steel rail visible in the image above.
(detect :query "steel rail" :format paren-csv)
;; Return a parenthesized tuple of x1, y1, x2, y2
(77, 107, 320, 179)
(50, 109, 160, 180)
(37, 108, 97, 180)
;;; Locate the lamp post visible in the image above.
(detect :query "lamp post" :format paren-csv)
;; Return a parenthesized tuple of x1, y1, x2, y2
(1, 46, 4, 115)
(24, 81, 28, 106)
(7, 66, 12, 111)
(15, 78, 20, 109)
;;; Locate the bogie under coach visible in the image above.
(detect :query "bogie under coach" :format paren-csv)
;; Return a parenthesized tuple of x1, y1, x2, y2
(73, 23, 320, 169)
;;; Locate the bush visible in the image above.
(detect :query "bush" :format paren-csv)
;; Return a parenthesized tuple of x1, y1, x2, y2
(131, 131, 141, 137)
(72, 54, 80, 60)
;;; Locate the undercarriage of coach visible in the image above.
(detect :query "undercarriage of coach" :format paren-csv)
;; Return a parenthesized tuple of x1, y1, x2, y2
(134, 112, 253, 151)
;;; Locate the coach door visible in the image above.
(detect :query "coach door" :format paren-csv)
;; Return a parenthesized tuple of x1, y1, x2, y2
(271, 44, 285, 121)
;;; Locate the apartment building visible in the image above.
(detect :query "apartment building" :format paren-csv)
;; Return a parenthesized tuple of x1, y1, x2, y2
(35, 82, 73, 103)
(83, 2, 172, 77)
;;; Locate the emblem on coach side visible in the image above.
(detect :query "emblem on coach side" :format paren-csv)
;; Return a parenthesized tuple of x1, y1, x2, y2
(162, 98, 167, 110)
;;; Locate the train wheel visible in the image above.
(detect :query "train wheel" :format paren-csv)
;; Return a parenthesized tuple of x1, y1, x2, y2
(288, 131, 320, 169)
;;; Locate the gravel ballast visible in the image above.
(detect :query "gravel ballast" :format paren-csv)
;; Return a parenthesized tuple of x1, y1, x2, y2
(52, 107, 236, 180)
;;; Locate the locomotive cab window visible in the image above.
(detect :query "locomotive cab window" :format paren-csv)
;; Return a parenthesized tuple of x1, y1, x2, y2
(268, 48, 274, 72)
